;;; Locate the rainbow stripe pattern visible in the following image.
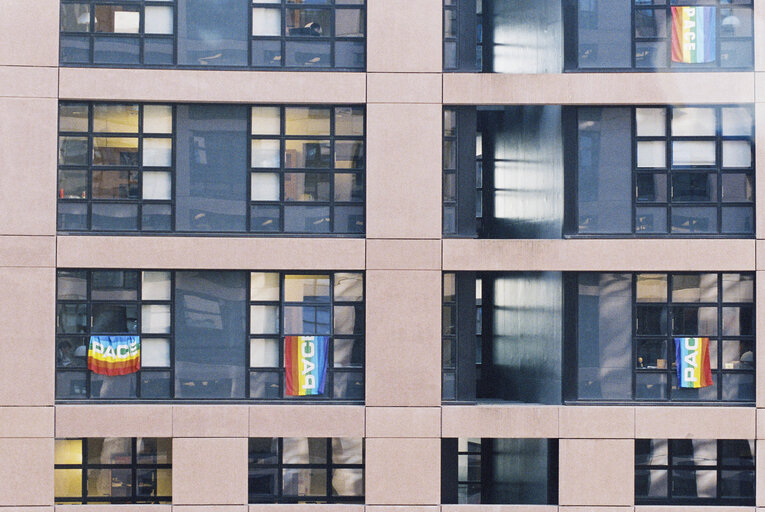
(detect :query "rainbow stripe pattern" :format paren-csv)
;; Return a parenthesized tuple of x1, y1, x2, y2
(671, 6, 716, 64)
(285, 335, 328, 396)
(675, 337, 713, 388)
(88, 336, 140, 376)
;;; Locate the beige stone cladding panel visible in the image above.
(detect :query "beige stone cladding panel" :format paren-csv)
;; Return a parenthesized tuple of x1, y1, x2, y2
(559, 407, 635, 439)
(56, 237, 365, 270)
(444, 73, 755, 105)
(0, 438, 54, 505)
(366, 240, 442, 271)
(441, 406, 558, 438)
(365, 407, 441, 438)
(173, 438, 248, 505)
(0, 97, 58, 235)
(366, 103, 442, 239)
(173, 406, 249, 437)
(55, 405, 173, 438)
(756, 104, 765, 239)
(635, 407, 755, 439)
(58, 69, 366, 104)
(758, 272, 765, 406)
(0, 267, 55, 405)
(0, 0, 59, 66)
(443, 239, 755, 271)
(364, 438, 441, 505)
(365, 270, 441, 406)
(367, 74, 442, 104)
(249, 405, 364, 438)
(0, 407, 53, 438)
(366, 0, 442, 72)
(559, 439, 634, 506)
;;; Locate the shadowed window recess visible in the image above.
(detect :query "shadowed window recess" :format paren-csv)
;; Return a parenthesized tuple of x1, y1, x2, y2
(441, 438, 558, 505)
(443, 272, 754, 404)
(443, 0, 752, 72)
(636, 439, 755, 505)
(61, 0, 365, 70)
(56, 269, 364, 401)
(249, 437, 363, 503)
(443, 105, 754, 238)
(55, 438, 171, 504)
(58, 102, 364, 235)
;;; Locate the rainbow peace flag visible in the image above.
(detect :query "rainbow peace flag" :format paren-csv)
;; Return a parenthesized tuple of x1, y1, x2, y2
(671, 6, 716, 64)
(675, 337, 713, 388)
(88, 336, 140, 376)
(285, 336, 328, 396)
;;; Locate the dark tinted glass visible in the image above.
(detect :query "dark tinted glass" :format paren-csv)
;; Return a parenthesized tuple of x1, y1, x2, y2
(177, 0, 248, 66)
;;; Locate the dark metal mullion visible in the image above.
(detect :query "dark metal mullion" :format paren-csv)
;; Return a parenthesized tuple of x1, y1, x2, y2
(329, 108, 336, 233)
(247, 107, 253, 233)
(82, 437, 89, 502)
(631, 106, 637, 234)
(131, 437, 138, 503)
(717, 272, 723, 400)
(280, 106, 286, 231)
(665, 274, 673, 400)
(86, 270, 93, 398)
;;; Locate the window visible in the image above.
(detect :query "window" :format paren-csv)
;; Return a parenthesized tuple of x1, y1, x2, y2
(443, 272, 754, 404)
(58, 102, 365, 235)
(443, 105, 754, 238)
(60, 0, 366, 70)
(636, 439, 754, 505)
(249, 437, 364, 503)
(55, 438, 171, 504)
(441, 438, 558, 504)
(56, 269, 364, 401)
(443, 0, 753, 72)
(576, 272, 754, 402)
(60, 1, 174, 66)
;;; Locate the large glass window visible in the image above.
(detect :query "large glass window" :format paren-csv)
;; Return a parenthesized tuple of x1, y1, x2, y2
(443, 0, 753, 72)
(441, 438, 558, 504)
(443, 104, 754, 238)
(61, 0, 366, 70)
(577, 272, 754, 402)
(249, 437, 364, 503)
(55, 438, 171, 504)
(58, 102, 365, 235)
(443, 271, 754, 404)
(56, 269, 364, 401)
(636, 439, 755, 505)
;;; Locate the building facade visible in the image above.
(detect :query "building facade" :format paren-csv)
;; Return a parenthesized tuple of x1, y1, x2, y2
(1, 0, 764, 510)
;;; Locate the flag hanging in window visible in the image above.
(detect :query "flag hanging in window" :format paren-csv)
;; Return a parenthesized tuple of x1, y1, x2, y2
(671, 6, 716, 64)
(285, 335, 328, 396)
(88, 336, 141, 376)
(675, 337, 713, 388)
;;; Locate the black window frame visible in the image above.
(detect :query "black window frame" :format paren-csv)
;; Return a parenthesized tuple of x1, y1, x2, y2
(248, 437, 365, 503)
(56, 269, 365, 403)
(59, 0, 367, 71)
(57, 102, 366, 236)
(54, 437, 172, 504)
(635, 438, 755, 506)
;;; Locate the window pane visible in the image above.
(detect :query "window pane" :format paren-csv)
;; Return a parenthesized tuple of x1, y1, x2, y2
(251, 272, 280, 301)
(721, 440, 755, 466)
(722, 340, 754, 369)
(334, 273, 363, 301)
(671, 469, 716, 498)
(577, 0, 632, 68)
(60, 104, 89, 132)
(671, 274, 717, 302)
(144, 105, 173, 134)
(143, 171, 172, 200)
(250, 338, 280, 367)
(284, 305, 331, 334)
(720, 469, 755, 498)
(637, 339, 667, 368)
(283, 468, 327, 496)
(285, 140, 331, 168)
(285, 107, 331, 136)
(671, 439, 717, 466)
(283, 438, 327, 463)
(636, 306, 667, 335)
(286, 7, 331, 36)
(94, 104, 139, 133)
(671, 108, 716, 136)
(635, 469, 668, 498)
(636, 173, 667, 202)
(637, 141, 666, 168)
(142, 271, 171, 300)
(251, 305, 279, 334)
(143, 138, 172, 167)
(284, 205, 330, 232)
(284, 275, 330, 302)
(55, 468, 83, 498)
(636, 108, 666, 136)
(671, 306, 718, 336)
(722, 173, 753, 202)
(251, 173, 280, 201)
(144, 37, 174, 65)
(57, 303, 88, 333)
(671, 172, 716, 202)
(59, 136, 88, 165)
(61, 4, 90, 32)
(57, 338, 87, 369)
(637, 274, 667, 302)
(722, 107, 753, 136)
(250, 371, 281, 398)
(722, 273, 754, 302)
(335, 141, 364, 169)
(335, 173, 363, 201)
(672, 141, 716, 166)
(723, 140, 752, 168)
(55, 439, 83, 464)
(92, 170, 139, 199)
(90, 373, 137, 398)
(253, 7, 281, 36)
(251, 205, 281, 232)
(285, 41, 331, 67)
(722, 206, 754, 233)
(635, 207, 667, 233)
(252, 139, 281, 168)
(142, 338, 171, 367)
(178, 0, 248, 66)
(145, 6, 173, 34)
(93, 36, 140, 64)
(92, 271, 138, 300)
(334, 338, 363, 367)
(671, 207, 718, 233)
(92, 304, 139, 332)
(635, 373, 667, 399)
(93, 137, 139, 166)
(58, 270, 88, 300)
(334, 305, 363, 334)
(332, 468, 363, 496)
(142, 304, 171, 334)
(61, 35, 90, 63)
(335, 205, 364, 233)
(284, 173, 331, 201)
(335, 107, 364, 136)
(57, 371, 88, 398)
(636, 438, 668, 465)
(722, 374, 755, 401)
(336, 9, 364, 37)
(142, 204, 172, 231)
(252, 107, 281, 135)
(722, 306, 754, 336)
(252, 40, 282, 67)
